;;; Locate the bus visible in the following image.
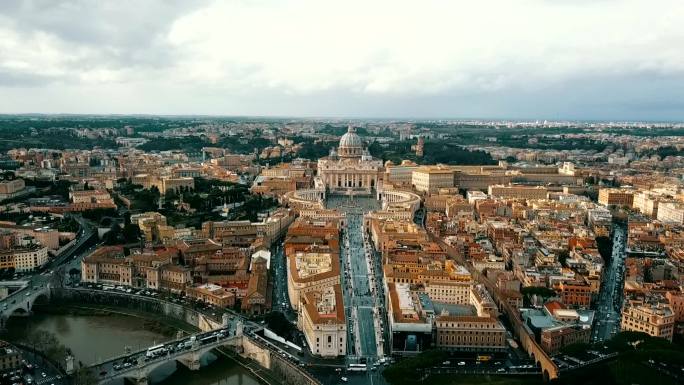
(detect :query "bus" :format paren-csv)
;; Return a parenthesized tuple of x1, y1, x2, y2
(200, 335, 217, 345)
(146, 344, 166, 358)
(347, 364, 367, 372)
(476, 355, 492, 362)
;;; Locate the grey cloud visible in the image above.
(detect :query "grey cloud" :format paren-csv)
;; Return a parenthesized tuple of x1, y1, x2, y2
(0, 1, 207, 72)
(0, 69, 58, 87)
(0, 1, 683, 121)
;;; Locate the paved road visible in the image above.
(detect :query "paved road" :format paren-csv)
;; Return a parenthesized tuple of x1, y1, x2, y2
(94, 326, 240, 381)
(592, 224, 627, 342)
(327, 196, 385, 367)
(345, 211, 377, 359)
(271, 241, 296, 320)
(1, 215, 96, 316)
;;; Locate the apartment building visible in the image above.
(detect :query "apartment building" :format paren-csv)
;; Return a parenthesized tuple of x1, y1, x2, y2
(470, 284, 498, 317)
(0, 224, 60, 251)
(665, 291, 684, 324)
(70, 189, 112, 204)
(131, 212, 168, 242)
(0, 341, 22, 372)
(422, 262, 473, 304)
(186, 283, 236, 308)
(557, 280, 592, 309)
(81, 246, 192, 293)
(522, 301, 593, 354)
(598, 188, 634, 207)
(540, 325, 591, 354)
(621, 299, 675, 341)
(632, 191, 661, 218)
(0, 179, 26, 200)
(656, 201, 684, 224)
(0, 246, 49, 272)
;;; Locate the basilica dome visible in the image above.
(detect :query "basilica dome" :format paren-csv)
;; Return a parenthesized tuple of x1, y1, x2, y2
(338, 126, 364, 158)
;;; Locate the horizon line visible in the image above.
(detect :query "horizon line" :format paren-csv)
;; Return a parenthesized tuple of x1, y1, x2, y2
(0, 113, 682, 125)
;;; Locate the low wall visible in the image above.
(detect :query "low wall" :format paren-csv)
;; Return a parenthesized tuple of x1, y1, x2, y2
(48, 288, 223, 331)
(53, 236, 79, 257)
(246, 334, 321, 385)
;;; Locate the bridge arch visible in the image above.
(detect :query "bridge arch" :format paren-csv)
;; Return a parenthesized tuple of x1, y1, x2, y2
(1, 287, 51, 321)
(31, 292, 50, 307)
(10, 306, 30, 316)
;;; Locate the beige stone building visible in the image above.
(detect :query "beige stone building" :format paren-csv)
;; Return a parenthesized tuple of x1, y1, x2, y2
(0, 178, 26, 199)
(299, 284, 346, 357)
(286, 248, 340, 311)
(422, 262, 473, 304)
(0, 246, 49, 272)
(598, 188, 634, 207)
(384, 160, 419, 187)
(488, 184, 549, 200)
(187, 283, 236, 308)
(131, 212, 168, 242)
(412, 166, 455, 194)
(621, 299, 675, 341)
(70, 189, 112, 204)
(656, 201, 684, 224)
(434, 315, 506, 352)
(540, 325, 591, 354)
(81, 246, 192, 293)
(632, 191, 661, 218)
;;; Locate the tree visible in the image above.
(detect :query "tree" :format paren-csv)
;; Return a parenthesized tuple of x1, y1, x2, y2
(122, 223, 141, 244)
(382, 350, 449, 385)
(68, 268, 80, 278)
(521, 286, 556, 298)
(23, 330, 69, 365)
(558, 250, 570, 266)
(264, 311, 296, 340)
(103, 223, 122, 245)
(165, 189, 178, 202)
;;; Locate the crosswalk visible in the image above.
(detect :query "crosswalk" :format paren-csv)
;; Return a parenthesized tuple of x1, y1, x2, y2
(36, 374, 62, 385)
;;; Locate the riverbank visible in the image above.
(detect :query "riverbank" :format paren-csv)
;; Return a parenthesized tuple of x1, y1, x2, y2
(24, 302, 285, 385)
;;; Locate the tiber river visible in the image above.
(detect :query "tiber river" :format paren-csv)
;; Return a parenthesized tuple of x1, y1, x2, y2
(4, 312, 263, 385)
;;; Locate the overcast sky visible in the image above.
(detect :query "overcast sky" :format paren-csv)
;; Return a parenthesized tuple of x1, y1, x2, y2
(1, 0, 683, 120)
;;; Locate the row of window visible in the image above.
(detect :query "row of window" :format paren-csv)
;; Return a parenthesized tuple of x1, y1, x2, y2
(438, 323, 500, 329)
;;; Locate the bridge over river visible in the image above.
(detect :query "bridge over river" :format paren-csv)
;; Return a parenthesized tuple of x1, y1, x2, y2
(91, 322, 244, 385)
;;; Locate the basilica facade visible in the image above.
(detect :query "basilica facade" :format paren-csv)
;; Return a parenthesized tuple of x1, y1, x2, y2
(317, 126, 383, 195)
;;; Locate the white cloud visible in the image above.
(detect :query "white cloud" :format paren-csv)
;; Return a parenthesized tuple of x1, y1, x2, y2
(0, 0, 683, 118)
(165, 0, 684, 94)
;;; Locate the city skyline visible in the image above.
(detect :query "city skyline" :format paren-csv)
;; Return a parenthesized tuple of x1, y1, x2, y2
(1, 1, 684, 120)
